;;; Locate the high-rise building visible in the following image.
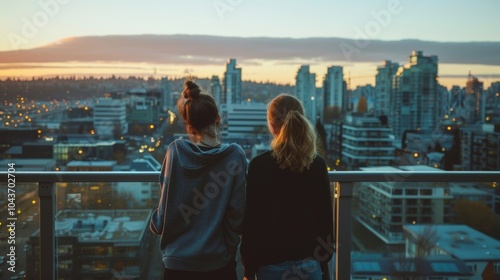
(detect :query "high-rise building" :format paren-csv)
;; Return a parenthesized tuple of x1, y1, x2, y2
(223, 58, 242, 105)
(341, 113, 395, 170)
(392, 51, 439, 140)
(93, 97, 128, 139)
(465, 73, 484, 125)
(375, 60, 399, 120)
(485, 82, 500, 123)
(450, 85, 465, 109)
(323, 66, 344, 112)
(295, 65, 317, 121)
(460, 123, 500, 171)
(210, 75, 222, 105)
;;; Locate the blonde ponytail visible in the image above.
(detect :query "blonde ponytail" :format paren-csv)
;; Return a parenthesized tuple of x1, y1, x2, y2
(268, 94, 317, 173)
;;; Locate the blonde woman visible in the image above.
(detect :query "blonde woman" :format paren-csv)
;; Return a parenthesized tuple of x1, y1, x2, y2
(241, 93, 334, 280)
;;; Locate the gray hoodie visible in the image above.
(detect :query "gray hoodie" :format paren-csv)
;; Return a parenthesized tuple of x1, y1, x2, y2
(150, 138, 247, 271)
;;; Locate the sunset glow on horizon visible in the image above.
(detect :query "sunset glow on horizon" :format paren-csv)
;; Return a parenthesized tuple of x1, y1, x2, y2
(1, 60, 499, 90)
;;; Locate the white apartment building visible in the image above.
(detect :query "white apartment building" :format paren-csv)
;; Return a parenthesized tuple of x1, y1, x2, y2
(222, 103, 267, 138)
(93, 97, 128, 139)
(341, 114, 395, 170)
(355, 165, 453, 244)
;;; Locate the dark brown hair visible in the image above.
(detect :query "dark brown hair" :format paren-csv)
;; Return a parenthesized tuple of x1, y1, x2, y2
(177, 80, 219, 137)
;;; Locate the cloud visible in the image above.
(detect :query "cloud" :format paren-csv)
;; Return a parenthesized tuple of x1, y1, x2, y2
(0, 34, 499, 66)
(439, 74, 500, 79)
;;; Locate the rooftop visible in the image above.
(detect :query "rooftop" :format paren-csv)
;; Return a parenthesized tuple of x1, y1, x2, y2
(351, 254, 471, 276)
(359, 166, 402, 172)
(404, 224, 500, 261)
(67, 160, 117, 167)
(55, 209, 151, 242)
(449, 182, 493, 196)
(399, 165, 442, 172)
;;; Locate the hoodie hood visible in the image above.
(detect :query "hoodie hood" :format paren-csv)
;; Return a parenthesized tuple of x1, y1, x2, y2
(173, 138, 238, 175)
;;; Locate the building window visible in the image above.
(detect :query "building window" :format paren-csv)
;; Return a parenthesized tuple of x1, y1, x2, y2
(420, 189, 432, 195)
(405, 189, 418, 195)
(467, 264, 477, 273)
(402, 91, 411, 105)
(407, 199, 418, 206)
(494, 262, 500, 274)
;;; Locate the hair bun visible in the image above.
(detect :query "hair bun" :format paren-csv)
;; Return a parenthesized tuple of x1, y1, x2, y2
(183, 80, 201, 99)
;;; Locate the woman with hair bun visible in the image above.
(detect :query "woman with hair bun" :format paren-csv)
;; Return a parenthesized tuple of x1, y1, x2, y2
(150, 79, 247, 280)
(241, 93, 334, 280)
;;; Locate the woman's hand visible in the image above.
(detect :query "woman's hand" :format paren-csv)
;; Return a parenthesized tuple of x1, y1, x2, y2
(243, 276, 255, 280)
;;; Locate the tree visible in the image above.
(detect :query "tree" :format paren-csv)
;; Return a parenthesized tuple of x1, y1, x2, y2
(323, 106, 342, 123)
(315, 117, 328, 158)
(357, 97, 368, 113)
(252, 125, 268, 135)
(414, 226, 439, 257)
(453, 199, 497, 237)
(394, 225, 438, 280)
(443, 128, 461, 170)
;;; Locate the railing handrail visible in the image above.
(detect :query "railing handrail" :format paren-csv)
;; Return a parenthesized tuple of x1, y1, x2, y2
(4, 170, 500, 182)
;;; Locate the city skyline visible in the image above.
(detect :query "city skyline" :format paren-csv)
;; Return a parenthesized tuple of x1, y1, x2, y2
(1, 0, 500, 88)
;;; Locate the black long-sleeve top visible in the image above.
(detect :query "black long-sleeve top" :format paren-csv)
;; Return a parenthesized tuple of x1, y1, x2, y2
(240, 151, 334, 278)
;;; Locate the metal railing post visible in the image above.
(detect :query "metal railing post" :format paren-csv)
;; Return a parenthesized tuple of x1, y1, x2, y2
(39, 182, 55, 280)
(336, 181, 353, 280)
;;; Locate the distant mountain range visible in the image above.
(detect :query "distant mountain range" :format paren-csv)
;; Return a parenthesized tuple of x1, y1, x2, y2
(1, 34, 499, 66)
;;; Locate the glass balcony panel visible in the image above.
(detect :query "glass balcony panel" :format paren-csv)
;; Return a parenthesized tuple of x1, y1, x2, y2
(0, 181, 37, 280)
(3, 171, 499, 280)
(352, 180, 500, 279)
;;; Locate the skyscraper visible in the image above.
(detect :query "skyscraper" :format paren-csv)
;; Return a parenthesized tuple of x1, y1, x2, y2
(223, 58, 242, 105)
(465, 72, 483, 125)
(485, 82, 500, 123)
(375, 60, 399, 120)
(295, 65, 317, 121)
(392, 51, 438, 140)
(210, 75, 222, 105)
(323, 66, 344, 113)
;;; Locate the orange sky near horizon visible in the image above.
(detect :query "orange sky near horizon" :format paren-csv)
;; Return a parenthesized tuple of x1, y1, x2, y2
(1, 61, 500, 90)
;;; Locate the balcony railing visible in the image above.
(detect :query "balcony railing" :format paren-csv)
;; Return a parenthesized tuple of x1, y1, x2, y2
(3, 170, 500, 280)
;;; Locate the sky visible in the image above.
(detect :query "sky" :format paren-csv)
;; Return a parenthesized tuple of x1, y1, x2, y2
(1, 0, 500, 88)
